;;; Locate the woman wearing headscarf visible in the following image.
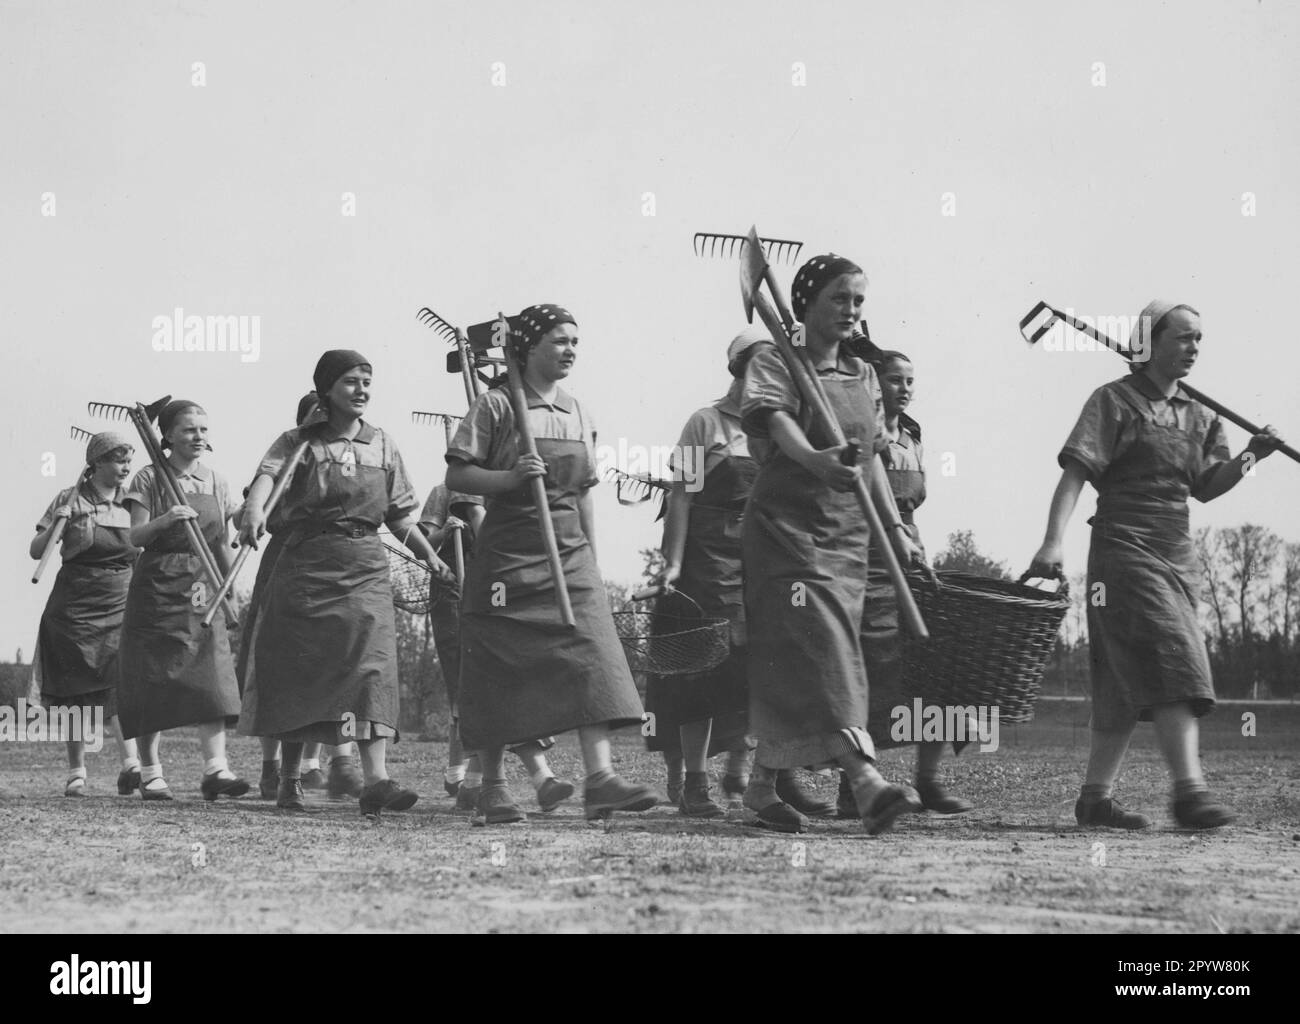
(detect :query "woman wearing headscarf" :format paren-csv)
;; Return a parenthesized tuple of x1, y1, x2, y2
(418, 480, 574, 813)
(30, 431, 141, 796)
(741, 254, 928, 835)
(845, 350, 972, 817)
(118, 401, 247, 800)
(1028, 301, 1283, 829)
(446, 304, 655, 825)
(644, 327, 772, 818)
(238, 351, 453, 814)
(235, 392, 363, 803)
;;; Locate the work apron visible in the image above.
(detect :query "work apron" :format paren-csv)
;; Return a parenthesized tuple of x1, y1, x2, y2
(458, 436, 645, 750)
(118, 491, 241, 739)
(34, 524, 135, 716)
(428, 524, 471, 713)
(234, 531, 284, 700)
(743, 370, 879, 768)
(862, 462, 931, 747)
(645, 454, 756, 754)
(1087, 415, 1216, 730)
(240, 445, 398, 744)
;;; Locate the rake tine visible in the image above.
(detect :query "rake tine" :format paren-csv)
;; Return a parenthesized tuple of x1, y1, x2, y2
(694, 232, 804, 265)
(87, 401, 132, 422)
(416, 307, 459, 344)
(69, 424, 95, 442)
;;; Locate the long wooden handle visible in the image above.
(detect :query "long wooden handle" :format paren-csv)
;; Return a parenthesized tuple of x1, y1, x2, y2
(501, 326, 576, 629)
(31, 517, 68, 584)
(452, 525, 465, 588)
(456, 329, 481, 401)
(201, 438, 310, 628)
(1050, 306, 1300, 465)
(749, 288, 929, 639)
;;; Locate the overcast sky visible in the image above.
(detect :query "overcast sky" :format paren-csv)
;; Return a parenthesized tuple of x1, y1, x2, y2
(3, 0, 1298, 659)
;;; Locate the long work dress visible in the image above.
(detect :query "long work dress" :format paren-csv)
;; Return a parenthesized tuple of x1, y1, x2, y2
(741, 343, 888, 768)
(233, 499, 288, 702)
(1060, 373, 1230, 730)
(862, 417, 929, 747)
(240, 419, 419, 744)
(33, 482, 136, 717)
(449, 385, 645, 750)
(118, 463, 241, 738)
(645, 394, 755, 754)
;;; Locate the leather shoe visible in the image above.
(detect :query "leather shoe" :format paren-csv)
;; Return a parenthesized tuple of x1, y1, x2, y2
(1075, 797, 1151, 830)
(473, 782, 524, 826)
(200, 773, 251, 801)
(916, 780, 974, 815)
(1172, 791, 1235, 830)
(775, 769, 835, 817)
(359, 778, 418, 816)
(277, 778, 306, 811)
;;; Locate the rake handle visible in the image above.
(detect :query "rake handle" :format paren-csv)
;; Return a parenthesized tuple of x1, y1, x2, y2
(748, 288, 929, 640)
(1044, 305, 1300, 465)
(200, 437, 310, 628)
(501, 320, 576, 630)
(31, 516, 69, 584)
(452, 523, 465, 588)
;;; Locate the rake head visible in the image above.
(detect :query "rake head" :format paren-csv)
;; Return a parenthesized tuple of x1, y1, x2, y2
(604, 467, 670, 506)
(1019, 300, 1060, 346)
(693, 231, 803, 265)
(416, 307, 461, 345)
(87, 396, 170, 424)
(69, 424, 95, 442)
(411, 410, 461, 427)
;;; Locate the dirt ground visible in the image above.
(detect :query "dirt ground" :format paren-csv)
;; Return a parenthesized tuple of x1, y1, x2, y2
(2, 700, 1298, 933)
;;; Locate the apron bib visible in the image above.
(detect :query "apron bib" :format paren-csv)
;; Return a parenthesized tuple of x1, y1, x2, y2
(118, 489, 241, 739)
(742, 367, 879, 768)
(458, 435, 644, 750)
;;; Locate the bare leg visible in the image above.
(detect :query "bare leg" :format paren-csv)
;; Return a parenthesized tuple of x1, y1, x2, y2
(679, 719, 712, 774)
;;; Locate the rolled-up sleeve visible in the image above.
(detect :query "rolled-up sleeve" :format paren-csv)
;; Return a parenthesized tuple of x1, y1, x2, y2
(741, 344, 799, 439)
(1058, 386, 1124, 482)
(35, 488, 72, 533)
(448, 392, 505, 467)
(125, 467, 160, 516)
(384, 441, 420, 526)
(419, 486, 448, 531)
(256, 430, 300, 481)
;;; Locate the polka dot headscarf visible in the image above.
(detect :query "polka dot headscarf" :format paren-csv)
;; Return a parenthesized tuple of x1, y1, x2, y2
(515, 304, 577, 359)
(790, 254, 865, 321)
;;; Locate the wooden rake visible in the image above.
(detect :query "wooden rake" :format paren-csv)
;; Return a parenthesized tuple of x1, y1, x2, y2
(88, 397, 238, 623)
(412, 409, 467, 585)
(1020, 300, 1299, 465)
(694, 231, 804, 265)
(31, 425, 100, 584)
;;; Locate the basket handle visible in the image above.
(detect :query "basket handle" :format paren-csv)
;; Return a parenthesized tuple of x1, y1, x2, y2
(625, 584, 704, 614)
(1017, 569, 1070, 597)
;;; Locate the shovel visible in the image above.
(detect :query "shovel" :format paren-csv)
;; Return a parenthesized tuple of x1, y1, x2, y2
(1020, 301, 1298, 465)
(731, 225, 929, 640)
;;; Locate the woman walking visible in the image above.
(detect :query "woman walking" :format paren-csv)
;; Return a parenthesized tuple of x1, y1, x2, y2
(118, 401, 248, 800)
(446, 304, 655, 825)
(740, 254, 928, 834)
(1028, 301, 1282, 829)
(239, 351, 453, 814)
(30, 432, 141, 796)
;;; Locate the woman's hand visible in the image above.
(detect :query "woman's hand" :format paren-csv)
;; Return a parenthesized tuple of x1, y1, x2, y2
(162, 504, 199, 527)
(805, 446, 862, 492)
(1246, 425, 1283, 461)
(445, 515, 467, 532)
(891, 529, 932, 579)
(237, 507, 266, 549)
(508, 453, 547, 489)
(428, 555, 456, 586)
(52, 505, 73, 522)
(1027, 541, 1065, 581)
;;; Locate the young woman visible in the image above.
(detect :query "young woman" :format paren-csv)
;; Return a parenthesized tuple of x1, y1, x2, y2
(645, 327, 772, 818)
(446, 304, 655, 825)
(30, 432, 141, 796)
(117, 401, 247, 800)
(235, 393, 363, 802)
(1029, 301, 1282, 830)
(846, 351, 972, 817)
(419, 480, 574, 813)
(740, 254, 928, 834)
(239, 351, 452, 814)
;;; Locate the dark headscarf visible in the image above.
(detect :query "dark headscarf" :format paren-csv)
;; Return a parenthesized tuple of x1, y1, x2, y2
(514, 304, 576, 360)
(296, 392, 320, 426)
(791, 254, 865, 321)
(158, 399, 211, 452)
(313, 349, 371, 396)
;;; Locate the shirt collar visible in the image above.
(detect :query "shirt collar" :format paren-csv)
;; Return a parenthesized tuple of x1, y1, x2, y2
(523, 382, 574, 413)
(172, 461, 212, 481)
(310, 418, 376, 443)
(715, 393, 742, 418)
(1126, 371, 1191, 403)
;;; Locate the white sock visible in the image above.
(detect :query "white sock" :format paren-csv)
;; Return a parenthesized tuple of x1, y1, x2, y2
(203, 756, 233, 779)
(302, 757, 321, 771)
(121, 756, 140, 772)
(141, 764, 166, 791)
(530, 769, 554, 790)
(67, 766, 87, 781)
(464, 770, 483, 789)
(445, 763, 467, 784)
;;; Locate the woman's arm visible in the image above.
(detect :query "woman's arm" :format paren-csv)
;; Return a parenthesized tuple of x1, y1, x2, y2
(868, 454, 928, 571)
(390, 514, 455, 584)
(446, 455, 544, 498)
(127, 501, 196, 548)
(236, 474, 275, 548)
(1193, 426, 1283, 503)
(767, 411, 860, 490)
(30, 504, 72, 560)
(1028, 459, 1089, 577)
(658, 480, 692, 586)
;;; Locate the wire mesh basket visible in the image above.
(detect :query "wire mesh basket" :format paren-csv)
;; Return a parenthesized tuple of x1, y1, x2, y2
(900, 571, 1070, 723)
(613, 589, 731, 676)
(384, 541, 433, 616)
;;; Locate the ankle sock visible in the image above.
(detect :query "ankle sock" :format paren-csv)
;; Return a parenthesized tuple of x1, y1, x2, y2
(121, 757, 140, 773)
(67, 766, 87, 781)
(141, 763, 166, 791)
(445, 763, 467, 784)
(464, 770, 483, 790)
(585, 767, 614, 789)
(301, 757, 320, 771)
(203, 756, 233, 780)
(530, 769, 554, 790)
(1079, 783, 1112, 803)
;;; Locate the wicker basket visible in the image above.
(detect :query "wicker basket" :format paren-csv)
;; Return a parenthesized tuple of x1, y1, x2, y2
(614, 589, 731, 676)
(384, 541, 433, 616)
(900, 571, 1070, 723)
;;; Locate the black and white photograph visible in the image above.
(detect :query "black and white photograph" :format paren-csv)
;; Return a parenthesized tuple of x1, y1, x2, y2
(2, 0, 1297, 971)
